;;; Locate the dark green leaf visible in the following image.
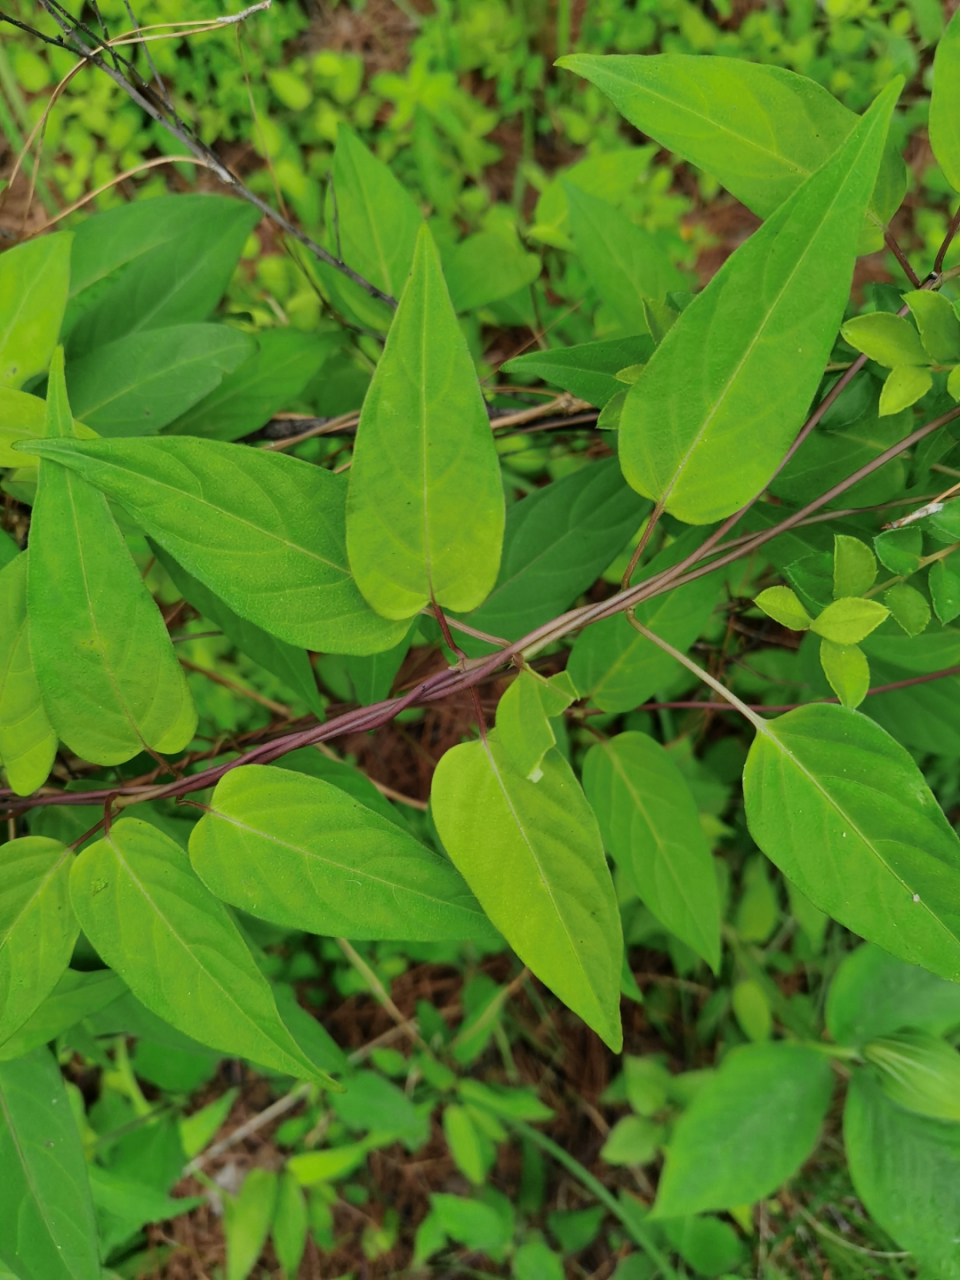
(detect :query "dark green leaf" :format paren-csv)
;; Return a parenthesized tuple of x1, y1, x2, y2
(582, 732, 720, 970)
(652, 1042, 833, 1216)
(884, 582, 931, 636)
(0, 1047, 100, 1280)
(929, 557, 960, 624)
(443, 231, 541, 313)
(190, 763, 497, 941)
(64, 194, 259, 356)
(873, 526, 922, 576)
(503, 336, 654, 408)
(0, 969, 125, 1062)
(826, 941, 960, 1047)
(65, 323, 254, 437)
(0, 553, 57, 796)
(930, 7, 960, 194)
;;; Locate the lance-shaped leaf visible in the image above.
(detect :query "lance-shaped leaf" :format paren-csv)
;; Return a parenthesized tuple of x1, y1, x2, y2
(0, 233, 72, 390)
(583, 732, 720, 971)
(432, 734, 623, 1050)
(17, 434, 407, 657)
(69, 817, 336, 1085)
(346, 225, 504, 619)
(557, 55, 904, 235)
(0, 969, 125, 1063)
(614, 80, 899, 525)
(503, 335, 654, 408)
(652, 1042, 833, 1218)
(744, 703, 960, 982)
(152, 544, 324, 716)
(0, 1047, 100, 1280)
(0, 838, 77, 1053)
(25, 351, 196, 766)
(0, 554, 57, 796)
(189, 764, 498, 941)
(845, 1071, 960, 1278)
(930, 7, 960, 195)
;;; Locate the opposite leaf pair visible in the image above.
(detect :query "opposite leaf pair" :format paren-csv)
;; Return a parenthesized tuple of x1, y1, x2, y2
(841, 291, 960, 416)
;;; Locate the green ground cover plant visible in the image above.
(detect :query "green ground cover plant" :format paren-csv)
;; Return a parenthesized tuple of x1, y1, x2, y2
(3, 0, 960, 1277)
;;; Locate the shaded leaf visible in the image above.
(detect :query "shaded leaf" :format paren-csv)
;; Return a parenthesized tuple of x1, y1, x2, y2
(503, 335, 654, 408)
(930, 7, 960, 194)
(0, 969, 125, 1063)
(826, 941, 960, 1047)
(0, 554, 57, 795)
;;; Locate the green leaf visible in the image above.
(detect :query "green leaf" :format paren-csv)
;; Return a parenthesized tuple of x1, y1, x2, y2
(443, 230, 541, 313)
(496, 669, 577, 782)
(651, 1042, 833, 1217)
(0, 1047, 100, 1280)
(69, 816, 336, 1085)
(432, 734, 623, 1050)
(328, 124, 422, 299)
(929, 557, 960, 624)
(566, 184, 684, 332)
(344, 625, 415, 705)
(660, 1216, 748, 1277)
(443, 1104, 487, 1185)
(884, 582, 931, 636)
(0, 969, 124, 1063)
(904, 289, 960, 364)
(152, 544, 323, 716)
(744, 703, 960, 982)
(616, 81, 899, 525)
(19, 435, 407, 656)
(456, 457, 648, 653)
(64, 194, 259, 355)
(0, 387, 96, 469)
(819, 639, 870, 709)
(873, 526, 922, 576)
(597, 388, 626, 429)
(879, 364, 933, 416)
(26, 353, 196, 766)
(864, 1029, 960, 1121)
(272, 1171, 308, 1279)
(162, 328, 337, 441)
(826, 941, 960, 1047)
(833, 534, 877, 598)
(582, 731, 720, 971)
(844, 1070, 960, 1278)
(0, 233, 72, 390)
(734, 854, 780, 943)
(567, 528, 722, 713)
(929, 7, 960, 194)
(346, 225, 504, 619)
(732, 979, 772, 1041)
(557, 55, 905, 238)
(273, 746, 408, 829)
(189, 763, 498, 941)
(502, 336, 654, 409)
(754, 585, 812, 631)
(599, 1114, 662, 1165)
(810, 596, 889, 644)
(0, 837, 77, 1053)
(65, 323, 254, 437)
(0, 529, 16, 570)
(225, 1169, 277, 1280)
(0, 554, 57, 796)
(840, 312, 928, 367)
(950, 363, 960, 401)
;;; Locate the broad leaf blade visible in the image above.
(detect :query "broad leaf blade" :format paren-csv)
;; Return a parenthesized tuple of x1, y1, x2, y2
(845, 1070, 960, 1278)
(162, 328, 337, 441)
(64, 194, 259, 355)
(189, 764, 498, 941)
(152, 543, 324, 716)
(616, 80, 899, 524)
(0, 234, 72, 391)
(744, 703, 960, 981)
(0, 554, 57, 796)
(0, 1047, 100, 1280)
(19, 435, 407, 656)
(27, 353, 196, 766)
(432, 734, 623, 1050)
(69, 817, 335, 1085)
(826, 942, 960, 1048)
(653, 1042, 833, 1217)
(456, 457, 649, 652)
(346, 225, 504, 618)
(583, 732, 720, 971)
(0, 838, 77, 1052)
(930, 8, 960, 194)
(65, 323, 254, 437)
(558, 54, 904, 232)
(0, 969, 125, 1063)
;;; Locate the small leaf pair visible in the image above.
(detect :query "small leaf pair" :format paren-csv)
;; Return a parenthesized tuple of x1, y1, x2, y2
(841, 292, 960, 416)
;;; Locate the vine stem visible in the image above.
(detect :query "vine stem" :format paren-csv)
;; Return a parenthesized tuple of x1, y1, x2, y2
(509, 1120, 681, 1280)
